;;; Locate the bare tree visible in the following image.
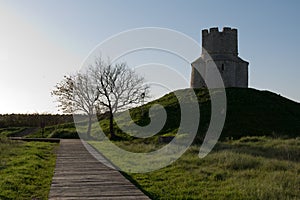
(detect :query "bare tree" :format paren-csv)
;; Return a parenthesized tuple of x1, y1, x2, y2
(91, 58, 149, 139)
(52, 57, 149, 140)
(51, 72, 99, 138)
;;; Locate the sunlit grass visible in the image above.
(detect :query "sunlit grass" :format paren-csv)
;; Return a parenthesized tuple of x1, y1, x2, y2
(91, 136, 300, 199)
(0, 137, 57, 200)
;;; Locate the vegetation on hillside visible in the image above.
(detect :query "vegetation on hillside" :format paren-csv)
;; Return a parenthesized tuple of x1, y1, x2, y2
(3, 88, 300, 140)
(89, 88, 300, 141)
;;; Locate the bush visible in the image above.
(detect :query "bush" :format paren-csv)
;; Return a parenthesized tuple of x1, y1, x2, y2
(48, 129, 79, 139)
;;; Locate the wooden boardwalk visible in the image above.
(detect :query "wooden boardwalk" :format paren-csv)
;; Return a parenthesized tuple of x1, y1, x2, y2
(49, 139, 150, 200)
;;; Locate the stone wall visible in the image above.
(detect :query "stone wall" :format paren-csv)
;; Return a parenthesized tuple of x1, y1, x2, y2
(191, 27, 248, 88)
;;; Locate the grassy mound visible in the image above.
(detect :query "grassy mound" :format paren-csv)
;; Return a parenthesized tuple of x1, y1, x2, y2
(21, 87, 300, 140)
(223, 88, 300, 138)
(110, 88, 300, 140)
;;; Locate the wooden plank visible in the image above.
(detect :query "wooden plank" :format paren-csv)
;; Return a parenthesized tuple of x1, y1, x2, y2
(49, 139, 150, 200)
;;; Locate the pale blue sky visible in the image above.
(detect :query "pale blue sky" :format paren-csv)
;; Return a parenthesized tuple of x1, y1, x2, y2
(0, 0, 299, 113)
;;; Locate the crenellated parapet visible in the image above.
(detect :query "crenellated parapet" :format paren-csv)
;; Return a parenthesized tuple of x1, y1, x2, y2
(191, 27, 248, 88)
(202, 27, 238, 56)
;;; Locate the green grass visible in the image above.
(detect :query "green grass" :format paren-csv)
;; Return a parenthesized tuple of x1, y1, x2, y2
(0, 137, 57, 200)
(86, 88, 300, 198)
(91, 136, 300, 199)
(25, 122, 78, 139)
(22, 88, 300, 140)
(0, 87, 297, 199)
(106, 88, 300, 140)
(0, 127, 27, 137)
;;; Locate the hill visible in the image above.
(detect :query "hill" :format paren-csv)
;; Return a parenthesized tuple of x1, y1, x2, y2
(12, 88, 300, 140)
(115, 87, 300, 141)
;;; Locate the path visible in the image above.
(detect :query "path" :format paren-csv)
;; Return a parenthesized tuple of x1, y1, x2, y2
(49, 139, 150, 200)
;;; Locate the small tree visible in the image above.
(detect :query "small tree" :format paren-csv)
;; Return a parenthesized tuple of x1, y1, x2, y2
(91, 58, 149, 139)
(52, 57, 149, 140)
(51, 72, 99, 138)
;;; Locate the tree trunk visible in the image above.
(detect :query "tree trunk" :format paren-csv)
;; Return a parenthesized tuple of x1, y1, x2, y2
(109, 110, 116, 140)
(87, 115, 92, 139)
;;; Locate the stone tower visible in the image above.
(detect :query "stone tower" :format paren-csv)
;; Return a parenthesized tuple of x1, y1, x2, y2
(191, 27, 248, 88)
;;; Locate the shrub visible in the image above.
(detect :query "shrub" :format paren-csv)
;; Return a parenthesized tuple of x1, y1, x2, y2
(48, 129, 79, 139)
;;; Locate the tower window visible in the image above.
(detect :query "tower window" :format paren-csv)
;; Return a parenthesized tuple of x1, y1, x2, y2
(221, 64, 225, 71)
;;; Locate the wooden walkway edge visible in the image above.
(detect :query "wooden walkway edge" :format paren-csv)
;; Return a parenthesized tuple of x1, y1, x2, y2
(49, 139, 150, 200)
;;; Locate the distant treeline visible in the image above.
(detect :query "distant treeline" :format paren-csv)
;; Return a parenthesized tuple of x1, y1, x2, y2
(0, 114, 74, 128)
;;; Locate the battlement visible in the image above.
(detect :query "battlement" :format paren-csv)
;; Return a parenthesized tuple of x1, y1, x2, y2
(202, 27, 237, 36)
(202, 27, 238, 55)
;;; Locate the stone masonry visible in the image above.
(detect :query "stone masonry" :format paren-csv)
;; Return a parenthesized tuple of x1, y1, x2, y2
(191, 27, 249, 88)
